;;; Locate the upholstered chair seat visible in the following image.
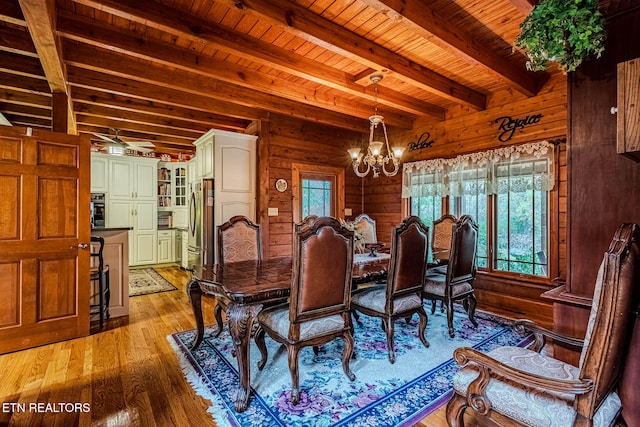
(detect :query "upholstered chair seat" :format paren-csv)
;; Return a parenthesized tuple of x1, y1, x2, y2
(423, 275, 474, 298)
(453, 346, 622, 427)
(351, 285, 423, 314)
(258, 304, 347, 341)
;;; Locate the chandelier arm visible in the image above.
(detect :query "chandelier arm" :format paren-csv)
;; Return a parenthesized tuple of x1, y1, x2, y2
(381, 156, 400, 176)
(381, 122, 394, 160)
(352, 159, 371, 178)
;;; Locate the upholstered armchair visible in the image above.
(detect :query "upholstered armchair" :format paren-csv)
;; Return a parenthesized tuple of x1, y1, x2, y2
(423, 215, 478, 338)
(255, 216, 356, 404)
(213, 215, 262, 336)
(351, 216, 431, 364)
(446, 223, 640, 427)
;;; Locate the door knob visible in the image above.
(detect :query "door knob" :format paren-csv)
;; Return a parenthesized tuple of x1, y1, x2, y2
(70, 243, 89, 250)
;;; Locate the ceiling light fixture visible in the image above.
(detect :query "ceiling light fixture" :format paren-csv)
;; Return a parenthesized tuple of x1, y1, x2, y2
(348, 74, 404, 178)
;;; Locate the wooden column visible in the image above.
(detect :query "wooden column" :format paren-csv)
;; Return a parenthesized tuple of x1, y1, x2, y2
(551, 6, 640, 425)
(255, 119, 271, 259)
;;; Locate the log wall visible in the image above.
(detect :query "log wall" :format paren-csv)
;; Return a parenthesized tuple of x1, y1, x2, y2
(258, 114, 364, 259)
(365, 72, 568, 323)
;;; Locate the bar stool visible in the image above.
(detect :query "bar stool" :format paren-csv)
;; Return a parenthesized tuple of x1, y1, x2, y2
(90, 236, 110, 329)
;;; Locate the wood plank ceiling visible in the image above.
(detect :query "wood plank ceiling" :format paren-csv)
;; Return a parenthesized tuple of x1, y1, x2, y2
(0, 0, 549, 157)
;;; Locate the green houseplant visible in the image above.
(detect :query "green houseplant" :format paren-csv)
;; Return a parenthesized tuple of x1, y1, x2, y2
(515, 0, 606, 73)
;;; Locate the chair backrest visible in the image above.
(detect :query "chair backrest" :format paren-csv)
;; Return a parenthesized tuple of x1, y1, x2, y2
(294, 215, 319, 233)
(386, 216, 429, 300)
(217, 215, 262, 264)
(353, 214, 377, 245)
(90, 235, 105, 272)
(432, 214, 457, 261)
(446, 215, 478, 285)
(289, 216, 354, 325)
(577, 223, 640, 416)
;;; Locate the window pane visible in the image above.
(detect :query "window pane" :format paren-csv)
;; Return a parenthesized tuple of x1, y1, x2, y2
(411, 195, 442, 262)
(494, 160, 548, 277)
(450, 173, 488, 268)
(302, 178, 332, 217)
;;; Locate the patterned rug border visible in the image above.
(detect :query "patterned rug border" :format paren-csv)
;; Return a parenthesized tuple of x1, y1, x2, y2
(129, 267, 178, 297)
(169, 308, 533, 427)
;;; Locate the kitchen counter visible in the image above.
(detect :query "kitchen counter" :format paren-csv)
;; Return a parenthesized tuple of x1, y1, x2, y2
(92, 227, 133, 231)
(91, 228, 129, 318)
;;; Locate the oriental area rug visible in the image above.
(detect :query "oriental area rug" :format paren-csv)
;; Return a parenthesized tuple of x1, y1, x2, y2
(169, 307, 531, 427)
(129, 268, 178, 296)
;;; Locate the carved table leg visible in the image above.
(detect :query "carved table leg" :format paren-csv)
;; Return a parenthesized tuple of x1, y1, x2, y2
(187, 278, 205, 351)
(227, 302, 261, 412)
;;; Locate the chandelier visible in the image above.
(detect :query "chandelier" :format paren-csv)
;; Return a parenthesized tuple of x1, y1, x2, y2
(347, 74, 404, 178)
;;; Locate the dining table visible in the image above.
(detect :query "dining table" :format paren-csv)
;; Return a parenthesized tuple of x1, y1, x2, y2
(187, 252, 390, 412)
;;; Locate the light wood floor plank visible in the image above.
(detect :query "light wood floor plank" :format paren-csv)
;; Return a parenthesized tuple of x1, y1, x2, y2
(0, 265, 533, 426)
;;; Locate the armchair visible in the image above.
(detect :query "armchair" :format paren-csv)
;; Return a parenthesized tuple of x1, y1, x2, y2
(353, 213, 377, 253)
(446, 223, 640, 427)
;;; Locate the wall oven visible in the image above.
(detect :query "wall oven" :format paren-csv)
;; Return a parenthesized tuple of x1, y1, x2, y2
(91, 193, 106, 228)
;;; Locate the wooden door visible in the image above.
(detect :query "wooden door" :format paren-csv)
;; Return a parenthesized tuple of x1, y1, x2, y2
(0, 126, 91, 354)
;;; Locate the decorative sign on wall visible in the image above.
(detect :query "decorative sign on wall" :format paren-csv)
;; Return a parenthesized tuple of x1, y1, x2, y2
(407, 131, 436, 152)
(495, 114, 544, 142)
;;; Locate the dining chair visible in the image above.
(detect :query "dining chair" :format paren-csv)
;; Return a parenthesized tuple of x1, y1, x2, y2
(422, 215, 478, 338)
(446, 223, 640, 427)
(90, 236, 110, 330)
(352, 213, 377, 253)
(351, 215, 430, 364)
(255, 216, 356, 404)
(430, 214, 458, 272)
(213, 215, 262, 336)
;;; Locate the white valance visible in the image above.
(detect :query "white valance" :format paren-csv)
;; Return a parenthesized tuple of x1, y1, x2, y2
(402, 141, 556, 199)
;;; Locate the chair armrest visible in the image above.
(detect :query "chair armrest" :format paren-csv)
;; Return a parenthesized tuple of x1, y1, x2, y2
(513, 319, 584, 352)
(453, 346, 593, 398)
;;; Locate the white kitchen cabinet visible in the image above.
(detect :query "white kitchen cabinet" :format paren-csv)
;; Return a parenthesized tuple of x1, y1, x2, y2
(157, 229, 174, 264)
(193, 129, 215, 179)
(134, 232, 157, 265)
(214, 129, 257, 224)
(109, 156, 158, 200)
(90, 153, 109, 193)
(173, 208, 188, 229)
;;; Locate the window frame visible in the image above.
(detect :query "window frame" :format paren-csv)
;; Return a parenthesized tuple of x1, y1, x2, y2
(291, 163, 345, 223)
(403, 148, 559, 283)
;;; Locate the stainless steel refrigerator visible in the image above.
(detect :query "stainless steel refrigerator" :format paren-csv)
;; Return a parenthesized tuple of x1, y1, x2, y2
(188, 178, 214, 267)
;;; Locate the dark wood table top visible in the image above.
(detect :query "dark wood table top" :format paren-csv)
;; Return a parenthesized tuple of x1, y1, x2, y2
(193, 254, 390, 304)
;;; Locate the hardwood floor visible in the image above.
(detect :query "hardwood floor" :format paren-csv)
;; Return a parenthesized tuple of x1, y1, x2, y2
(0, 266, 504, 426)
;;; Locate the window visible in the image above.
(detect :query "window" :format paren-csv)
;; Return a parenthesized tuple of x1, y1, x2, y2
(403, 141, 555, 277)
(301, 175, 334, 217)
(292, 163, 345, 223)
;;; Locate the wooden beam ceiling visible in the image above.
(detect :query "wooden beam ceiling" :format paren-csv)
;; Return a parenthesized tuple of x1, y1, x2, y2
(0, 0, 558, 156)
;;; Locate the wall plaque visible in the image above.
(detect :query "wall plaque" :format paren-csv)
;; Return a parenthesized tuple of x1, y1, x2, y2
(495, 114, 543, 142)
(407, 131, 436, 152)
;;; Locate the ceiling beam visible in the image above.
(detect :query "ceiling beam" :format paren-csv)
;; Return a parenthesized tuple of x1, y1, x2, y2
(69, 0, 453, 114)
(61, 37, 413, 126)
(72, 88, 251, 131)
(0, 51, 45, 79)
(0, 22, 38, 57)
(64, 48, 402, 131)
(57, 12, 443, 119)
(226, 0, 486, 109)
(359, 0, 548, 97)
(18, 0, 76, 133)
(510, 0, 536, 15)
(0, 1, 26, 26)
(75, 114, 204, 141)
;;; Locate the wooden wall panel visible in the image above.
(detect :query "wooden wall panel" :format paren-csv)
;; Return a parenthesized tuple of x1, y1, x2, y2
(262, 114, 363, 259)
(367, 72, 567, 320)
